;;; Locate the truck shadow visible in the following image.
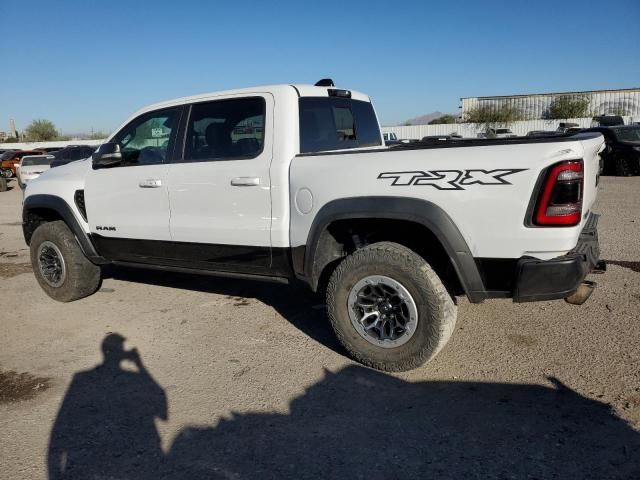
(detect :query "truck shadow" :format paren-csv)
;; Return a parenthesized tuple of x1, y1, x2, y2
(104, 266, 343, 354)
(48, 337, 640, 479)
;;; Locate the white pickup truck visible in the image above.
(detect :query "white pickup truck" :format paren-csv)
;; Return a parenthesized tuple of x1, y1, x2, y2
(22, 80, 606, 371)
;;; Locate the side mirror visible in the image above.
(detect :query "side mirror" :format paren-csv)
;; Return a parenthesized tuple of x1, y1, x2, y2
(92, 143, 122, 169)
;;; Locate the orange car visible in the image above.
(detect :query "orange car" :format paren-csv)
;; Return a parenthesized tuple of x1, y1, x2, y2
(0, 150, 46, 178)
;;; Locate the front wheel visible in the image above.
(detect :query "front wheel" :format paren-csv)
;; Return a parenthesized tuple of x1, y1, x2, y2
(326, 242, 457, 372)
(30, 221, 101, 302)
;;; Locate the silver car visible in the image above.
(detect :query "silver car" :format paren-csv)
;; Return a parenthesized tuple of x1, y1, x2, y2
(16, 155, 54, 189)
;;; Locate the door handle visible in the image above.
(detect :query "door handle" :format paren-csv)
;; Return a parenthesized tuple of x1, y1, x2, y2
(230, 177, 260, 187)
(139, 179, 162, 188)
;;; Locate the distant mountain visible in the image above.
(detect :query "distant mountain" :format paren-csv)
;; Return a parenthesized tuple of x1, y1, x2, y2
(400, 112, 457, 126)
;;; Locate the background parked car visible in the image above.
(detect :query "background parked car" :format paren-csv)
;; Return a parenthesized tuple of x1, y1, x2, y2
(383, 132, 402, 146)
(49, 144, 96, 168)
(582, 125, 640, 176)
(0, 150, 45, 178)
(16, 154, 54, 189)
(477, 128, 516, 138)
(592, 115, 625, 127)
(555, 122, 581, 134)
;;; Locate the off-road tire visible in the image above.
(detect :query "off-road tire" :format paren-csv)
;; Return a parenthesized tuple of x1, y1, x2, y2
(615, 155, 638, 177)
(327, 242, 457, 372)
(0, 178, 7, 192)
(30, 221, 101, 302)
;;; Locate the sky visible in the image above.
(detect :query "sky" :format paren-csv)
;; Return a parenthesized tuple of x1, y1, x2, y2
(1, 0, 639, 134)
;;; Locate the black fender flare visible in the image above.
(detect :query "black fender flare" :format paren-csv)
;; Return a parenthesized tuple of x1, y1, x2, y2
(297, 196, 487, 303)
(22, 194, 103, 262)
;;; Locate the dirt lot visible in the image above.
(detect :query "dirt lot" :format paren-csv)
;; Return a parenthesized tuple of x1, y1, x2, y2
(1, 177, 639, 479)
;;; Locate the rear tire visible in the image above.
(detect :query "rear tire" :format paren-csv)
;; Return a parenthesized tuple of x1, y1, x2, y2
(326, 242, 457, 372)
(30, 221, 101, 302)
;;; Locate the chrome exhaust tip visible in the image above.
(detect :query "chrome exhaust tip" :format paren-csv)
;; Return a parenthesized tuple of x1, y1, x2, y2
(565, 280, 596, 305)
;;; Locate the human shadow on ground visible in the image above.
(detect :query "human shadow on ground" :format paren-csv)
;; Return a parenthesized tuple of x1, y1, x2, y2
(49, 335, 640, 479)
(166, 367, 640, 479)
(48, 333, 167, 479)
(104, 266, 342, 354)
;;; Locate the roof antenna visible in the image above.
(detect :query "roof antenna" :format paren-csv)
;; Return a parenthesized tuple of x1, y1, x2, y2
(314, 78, 335, 87)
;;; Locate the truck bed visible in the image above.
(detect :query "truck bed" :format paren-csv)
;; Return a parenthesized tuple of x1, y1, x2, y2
(290, 132, 604, 261)
(297, 132, 602, 156)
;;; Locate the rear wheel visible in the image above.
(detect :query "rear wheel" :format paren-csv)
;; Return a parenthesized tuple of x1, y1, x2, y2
(30, 221, 101, 302)
(326, 242, 457, 372)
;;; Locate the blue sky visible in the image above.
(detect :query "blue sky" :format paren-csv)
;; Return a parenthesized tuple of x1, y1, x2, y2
(1, 0, 639, 133)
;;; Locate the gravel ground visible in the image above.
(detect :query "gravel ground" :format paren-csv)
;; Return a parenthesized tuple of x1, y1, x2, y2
(0, 176, 638, 479)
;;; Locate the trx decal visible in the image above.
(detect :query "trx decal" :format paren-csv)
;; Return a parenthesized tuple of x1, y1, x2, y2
(377, 169, 527, 190)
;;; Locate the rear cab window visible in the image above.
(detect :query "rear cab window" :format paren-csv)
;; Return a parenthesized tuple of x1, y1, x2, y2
(299, 97, 382, 154)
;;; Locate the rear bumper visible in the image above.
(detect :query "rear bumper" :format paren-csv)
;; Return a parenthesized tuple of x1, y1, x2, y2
(513, 214, 602, 302)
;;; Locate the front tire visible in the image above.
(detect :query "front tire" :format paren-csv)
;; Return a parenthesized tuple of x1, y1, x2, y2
(30, 221, 101, 302)
(327, 242, 457, 372)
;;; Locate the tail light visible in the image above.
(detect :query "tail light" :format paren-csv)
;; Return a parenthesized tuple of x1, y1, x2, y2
(534, 160, 583, 226)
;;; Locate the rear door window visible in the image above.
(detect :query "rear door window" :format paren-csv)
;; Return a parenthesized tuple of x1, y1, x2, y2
(182, 97, 266, 162)
(299, 97, 382, 153)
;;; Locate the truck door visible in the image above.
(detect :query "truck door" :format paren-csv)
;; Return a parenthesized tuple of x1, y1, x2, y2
(84, 107, 180, 263)
(165, 94, 273, 274)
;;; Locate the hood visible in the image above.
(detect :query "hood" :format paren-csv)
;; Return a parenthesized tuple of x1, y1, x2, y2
(25, 158, 92, 197)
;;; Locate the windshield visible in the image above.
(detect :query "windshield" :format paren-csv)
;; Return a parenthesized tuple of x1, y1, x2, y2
(22, 156, 52, 166)
(0, 151, 15, 161)
(612, 127, 640, 142)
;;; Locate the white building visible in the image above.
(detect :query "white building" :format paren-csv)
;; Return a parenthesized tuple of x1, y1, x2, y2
(460, 87, 640, 121)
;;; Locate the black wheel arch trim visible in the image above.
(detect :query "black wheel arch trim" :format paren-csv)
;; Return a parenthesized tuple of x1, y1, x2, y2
(22, 194, 105, 263)
(298, 196, 488, 303)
